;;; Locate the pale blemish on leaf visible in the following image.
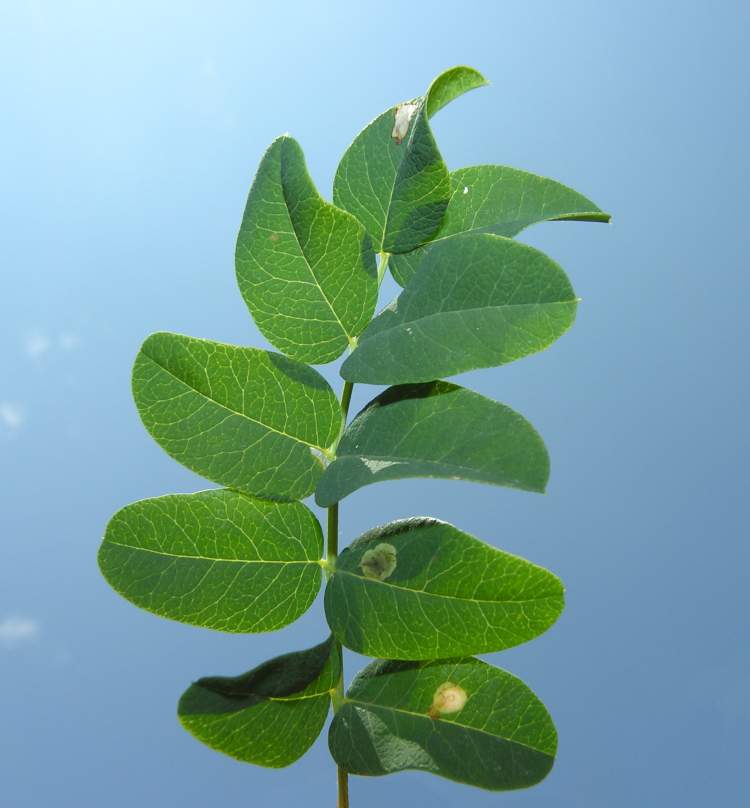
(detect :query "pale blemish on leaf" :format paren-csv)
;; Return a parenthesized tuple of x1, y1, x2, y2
(362, 457, 399, 473)
(428, 682, 468, 719)
(463, 186, 469, 194)
(392, 102, 418, 145)
(359, 542, 397, 580)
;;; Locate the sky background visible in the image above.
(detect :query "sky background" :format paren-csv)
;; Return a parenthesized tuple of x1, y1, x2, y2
(2, 1, 748, 806)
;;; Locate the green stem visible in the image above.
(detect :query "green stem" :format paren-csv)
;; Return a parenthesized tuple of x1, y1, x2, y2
(329, 378, 354, 807)
(377, 251, 390, 286)
(337, 765, 349, 808)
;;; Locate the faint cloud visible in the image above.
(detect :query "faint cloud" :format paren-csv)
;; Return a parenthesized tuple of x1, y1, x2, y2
(0, 402, 25, 430)
(25, 332, 51, 358)
(59, 331, 81, 351)
(0, 617, 40, 648)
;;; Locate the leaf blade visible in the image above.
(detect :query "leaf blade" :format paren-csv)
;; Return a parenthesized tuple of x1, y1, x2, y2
(179, 637, 339, 767)
(132, 332, 341, 501)
(324, 517, 563, 659)
(425, 66, 488, 118)
(333, 66, 484, 254)
(329, 657, 556, 790)
(315, 382, 549, 506)
(390, 164, 610, 286)
(235, 135, 378, 364)
(343, 233, 577, 385)
(98, 489, 323, 632)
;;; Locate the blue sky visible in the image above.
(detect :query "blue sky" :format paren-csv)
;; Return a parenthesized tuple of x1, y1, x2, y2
(1, 2, 748, 806)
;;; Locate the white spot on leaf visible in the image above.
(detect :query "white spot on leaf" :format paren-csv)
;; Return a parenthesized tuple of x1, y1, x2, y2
(463, 186, 469, 195)
(362, 458, 399, 473)
(429, 682, 468, 718)
(392, 103, 418, 144)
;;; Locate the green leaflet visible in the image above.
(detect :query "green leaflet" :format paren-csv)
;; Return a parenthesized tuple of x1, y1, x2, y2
(179, 637, 339, 767)
(315, 382, 548, 507)
(324, 518, 563, 659)
(425, 66, 488, 117)
(132, 332, 341, 501)
(390, 164, 611, 286)
(235, 135, 377, 364)
(342, 233, 577, 385)
(329, 657, 556, 790)
(98, 490, 323, 632)
(333, 66, 486, 254)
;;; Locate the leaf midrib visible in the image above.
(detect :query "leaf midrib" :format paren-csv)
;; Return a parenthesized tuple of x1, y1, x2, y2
(336, 453, 538, 482)
(279, 152, 353, 343)
(333, 568, 560, 606)
(105, 539, 322, 565)
(360, 300, 577, 346)
(344, 698, 553, 757)
(141, 350, 329, 452)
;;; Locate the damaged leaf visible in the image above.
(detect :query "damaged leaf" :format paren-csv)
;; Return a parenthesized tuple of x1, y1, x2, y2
(329, 657, 557, 790)
(324, 517, 563, 659)
(333, 66, 486, 254)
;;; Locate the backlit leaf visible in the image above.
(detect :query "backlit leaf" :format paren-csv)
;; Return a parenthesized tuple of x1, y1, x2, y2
(329, 657, 556, 790)
(425, 66, 488, 118)
(324, 517, 563, 659)
(333, 66, 486, 254)
(179, 637, 339, 766)
(390, 164, 610, 286)
(235, 135, 378, 364)
(99, 489, 323, 632)
(342, 233, 577, 384)
(132, 332, 341, 501)
(315, 382, 548, 506)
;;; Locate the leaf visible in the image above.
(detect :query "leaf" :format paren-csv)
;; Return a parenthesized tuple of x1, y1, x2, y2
(329, 657, 556, 790)
(132, 332, 341, 501)
(425, 65, 488, 118)
(324, 517, 563, 659)
(98, 489, 323, 632)
(315, 382, 548, 507)
(342, 233, 577, 385)
(333, 66, 486, 254)
(390, 164, 611, 286)
(235, 135, 378, 364)
(179, 637, 340, 767)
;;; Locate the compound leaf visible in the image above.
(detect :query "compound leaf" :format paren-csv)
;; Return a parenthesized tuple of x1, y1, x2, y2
(179, 636, 339, 767)
(342, 233, 577, 385)
(333, 66, 486, 254)
(329, 657, 556, 790)
(98, 489, 323, 632)
(235, 136, 378, 364)
(390, 165, 610, 286)
(132, 332, 341, 501)
(315, 382, 548, 507)
(324, 517, 563, 659)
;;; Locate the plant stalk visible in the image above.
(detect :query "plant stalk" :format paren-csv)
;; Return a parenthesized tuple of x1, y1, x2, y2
(329, 379, 354, 807)
(377, 251, 390, 286)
